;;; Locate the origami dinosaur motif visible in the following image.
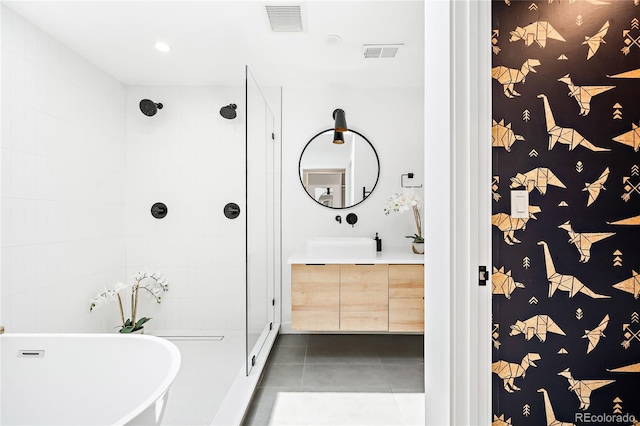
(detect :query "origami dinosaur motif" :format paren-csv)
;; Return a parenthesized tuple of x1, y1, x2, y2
(537, 241, 610, 299)
(608, 215, 640, 225)
(492, 206, 541, 245)
(557, 74, 614, 116)
(509, 314, 566, 342)
(582, 167, 609, 207)
(492, 267, 525, 298)
(608, 362, 640, 373)
(510, 167, 566, 195)
(492, 59, 541, 98)
(557, 220, 615, 262)
(583, 21, 610, 60)
(537, 389, 576, 426)
(492, 353, 541, 393)
(557, 368, 615, 410)
(613, 121, 640, 152)
(548, 0, 610, 4)
(582, 314, 609, 354)
(510, 21, 566, 48)
(492, 119, 524, 151)
(492, 415, 513, 426)
(612, 270, 640, 298)
(538, 94, 610, 152)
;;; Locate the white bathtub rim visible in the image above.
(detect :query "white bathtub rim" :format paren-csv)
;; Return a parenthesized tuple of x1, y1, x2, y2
(2, 333, 182, 426)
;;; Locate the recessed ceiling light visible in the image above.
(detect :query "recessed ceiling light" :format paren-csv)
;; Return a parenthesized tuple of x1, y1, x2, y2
(154, 41, 171, 53)
(326, 35, 342, 45)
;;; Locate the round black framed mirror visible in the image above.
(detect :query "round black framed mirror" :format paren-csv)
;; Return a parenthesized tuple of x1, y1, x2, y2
(299, 129, 380, 209)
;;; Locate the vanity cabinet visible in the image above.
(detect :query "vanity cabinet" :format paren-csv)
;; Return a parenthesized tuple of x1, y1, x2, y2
(290, 263, 423, 332)
(291, 264, 340, 331)
(388, 264, 424, 332)
(340, 264, 389, 331)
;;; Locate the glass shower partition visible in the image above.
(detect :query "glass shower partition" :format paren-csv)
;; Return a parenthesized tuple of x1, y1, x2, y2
(245, 65, 279, 375)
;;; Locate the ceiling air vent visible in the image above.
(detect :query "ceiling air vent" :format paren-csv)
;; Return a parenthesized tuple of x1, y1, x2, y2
(266, 5, 303, 32)
(362, 44, 404, 59)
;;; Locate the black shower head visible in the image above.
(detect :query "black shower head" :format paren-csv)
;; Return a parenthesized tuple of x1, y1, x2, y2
(220, 104, 237, 119)
(140, 99, 163, 116)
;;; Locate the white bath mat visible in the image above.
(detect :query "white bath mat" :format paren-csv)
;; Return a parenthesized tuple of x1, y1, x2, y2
(268, 392, 425, 425)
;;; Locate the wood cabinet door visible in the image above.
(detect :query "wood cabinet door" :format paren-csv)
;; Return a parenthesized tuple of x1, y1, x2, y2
(340, 264, 389, 331)
(389, 264, 424, 298)
(291, 264, 340, 331)
(389, 298, 424, 332)
(389, 264, 424, 332)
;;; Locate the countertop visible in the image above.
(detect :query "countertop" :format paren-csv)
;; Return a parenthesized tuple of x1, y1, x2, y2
(287, 249, 424, 265)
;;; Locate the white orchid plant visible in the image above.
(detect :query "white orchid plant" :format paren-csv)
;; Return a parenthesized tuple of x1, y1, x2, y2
(384, 189, 423, 243)
(89, 271, 169, 333)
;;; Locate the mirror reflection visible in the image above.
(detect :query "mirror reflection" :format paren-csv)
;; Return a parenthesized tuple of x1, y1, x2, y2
(299, 129, 380, 209)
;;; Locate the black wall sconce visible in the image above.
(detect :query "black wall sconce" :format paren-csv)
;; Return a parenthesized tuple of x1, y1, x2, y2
(332, 108, 347, 144)
(333, 108, 347, 132)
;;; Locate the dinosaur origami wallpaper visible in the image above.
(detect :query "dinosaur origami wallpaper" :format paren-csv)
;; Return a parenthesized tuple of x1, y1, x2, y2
(493, 1, 640, 423)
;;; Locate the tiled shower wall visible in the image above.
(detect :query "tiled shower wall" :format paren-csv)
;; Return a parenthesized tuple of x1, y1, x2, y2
(124, 86, 246, 335)
(0, 5, 127, 332)
(0, 5, 258, 334)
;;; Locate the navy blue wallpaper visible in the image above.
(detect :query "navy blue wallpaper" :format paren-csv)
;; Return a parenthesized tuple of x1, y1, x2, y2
(492, 1, 640, 424)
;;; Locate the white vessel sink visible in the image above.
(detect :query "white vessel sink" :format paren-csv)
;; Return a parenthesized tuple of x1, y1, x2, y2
(306, 237, 377, 259)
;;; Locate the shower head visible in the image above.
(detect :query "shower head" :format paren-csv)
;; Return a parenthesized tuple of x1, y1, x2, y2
(220, 104, 237, 119)
(140, 99, 163, 116)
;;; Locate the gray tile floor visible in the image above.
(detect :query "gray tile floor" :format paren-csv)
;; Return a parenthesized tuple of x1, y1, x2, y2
(242, 334, 424, 425)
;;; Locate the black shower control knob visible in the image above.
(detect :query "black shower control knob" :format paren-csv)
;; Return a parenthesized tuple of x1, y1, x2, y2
(151, 202, 168, 219)
(224, 202, 241, 219)
(346, 213, 358, 227)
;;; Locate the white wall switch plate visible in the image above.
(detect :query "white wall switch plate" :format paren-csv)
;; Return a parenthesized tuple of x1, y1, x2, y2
(510, 190, 529, 219)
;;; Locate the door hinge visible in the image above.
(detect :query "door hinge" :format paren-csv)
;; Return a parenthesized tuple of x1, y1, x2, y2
(271, 132, 275, 140)
(269, 322, 273, 330)
(251, 355, 256, 366)
(272, 298, 275, 306)
(479, 266, 488, 286)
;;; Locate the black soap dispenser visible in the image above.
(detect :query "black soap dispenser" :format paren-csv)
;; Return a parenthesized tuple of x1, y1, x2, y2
(375, 233, 382, 252)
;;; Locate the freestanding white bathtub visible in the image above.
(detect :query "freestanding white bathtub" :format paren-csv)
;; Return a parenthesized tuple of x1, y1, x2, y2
(1, 333, 181, 425)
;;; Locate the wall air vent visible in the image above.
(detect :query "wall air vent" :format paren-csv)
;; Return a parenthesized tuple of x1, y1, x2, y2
(362, 44, 404, 59)
(266, 5, 303, 32)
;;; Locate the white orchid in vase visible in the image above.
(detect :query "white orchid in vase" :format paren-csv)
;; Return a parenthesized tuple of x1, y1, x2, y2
(90, 271, 169, 333)
(384, 189, 424, 247)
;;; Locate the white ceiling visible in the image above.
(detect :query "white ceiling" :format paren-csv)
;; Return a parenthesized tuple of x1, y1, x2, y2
(3, 0, 425, 88)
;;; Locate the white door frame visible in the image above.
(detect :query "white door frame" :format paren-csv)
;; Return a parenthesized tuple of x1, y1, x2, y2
(424, 1, 491, 424)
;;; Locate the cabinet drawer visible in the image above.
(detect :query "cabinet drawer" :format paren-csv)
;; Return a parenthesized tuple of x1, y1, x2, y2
(291, 264, 340, 331)
(389, 264, 424, 298)
(340, 264, 389, 331)
(389, 298, 424, 332)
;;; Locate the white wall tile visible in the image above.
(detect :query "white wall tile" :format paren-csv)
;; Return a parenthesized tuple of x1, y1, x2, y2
(125, 85, 249, 333)
(10, 52, 24, 105)
(1, 5, 127, 332)
(23, 20, 37, 64)
(2, 5, 282, 335)
(1, 7, 12, 50)
(9, 9, 25, 56)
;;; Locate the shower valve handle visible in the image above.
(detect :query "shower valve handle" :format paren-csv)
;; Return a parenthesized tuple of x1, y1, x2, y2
(224, 202, 241, 219)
